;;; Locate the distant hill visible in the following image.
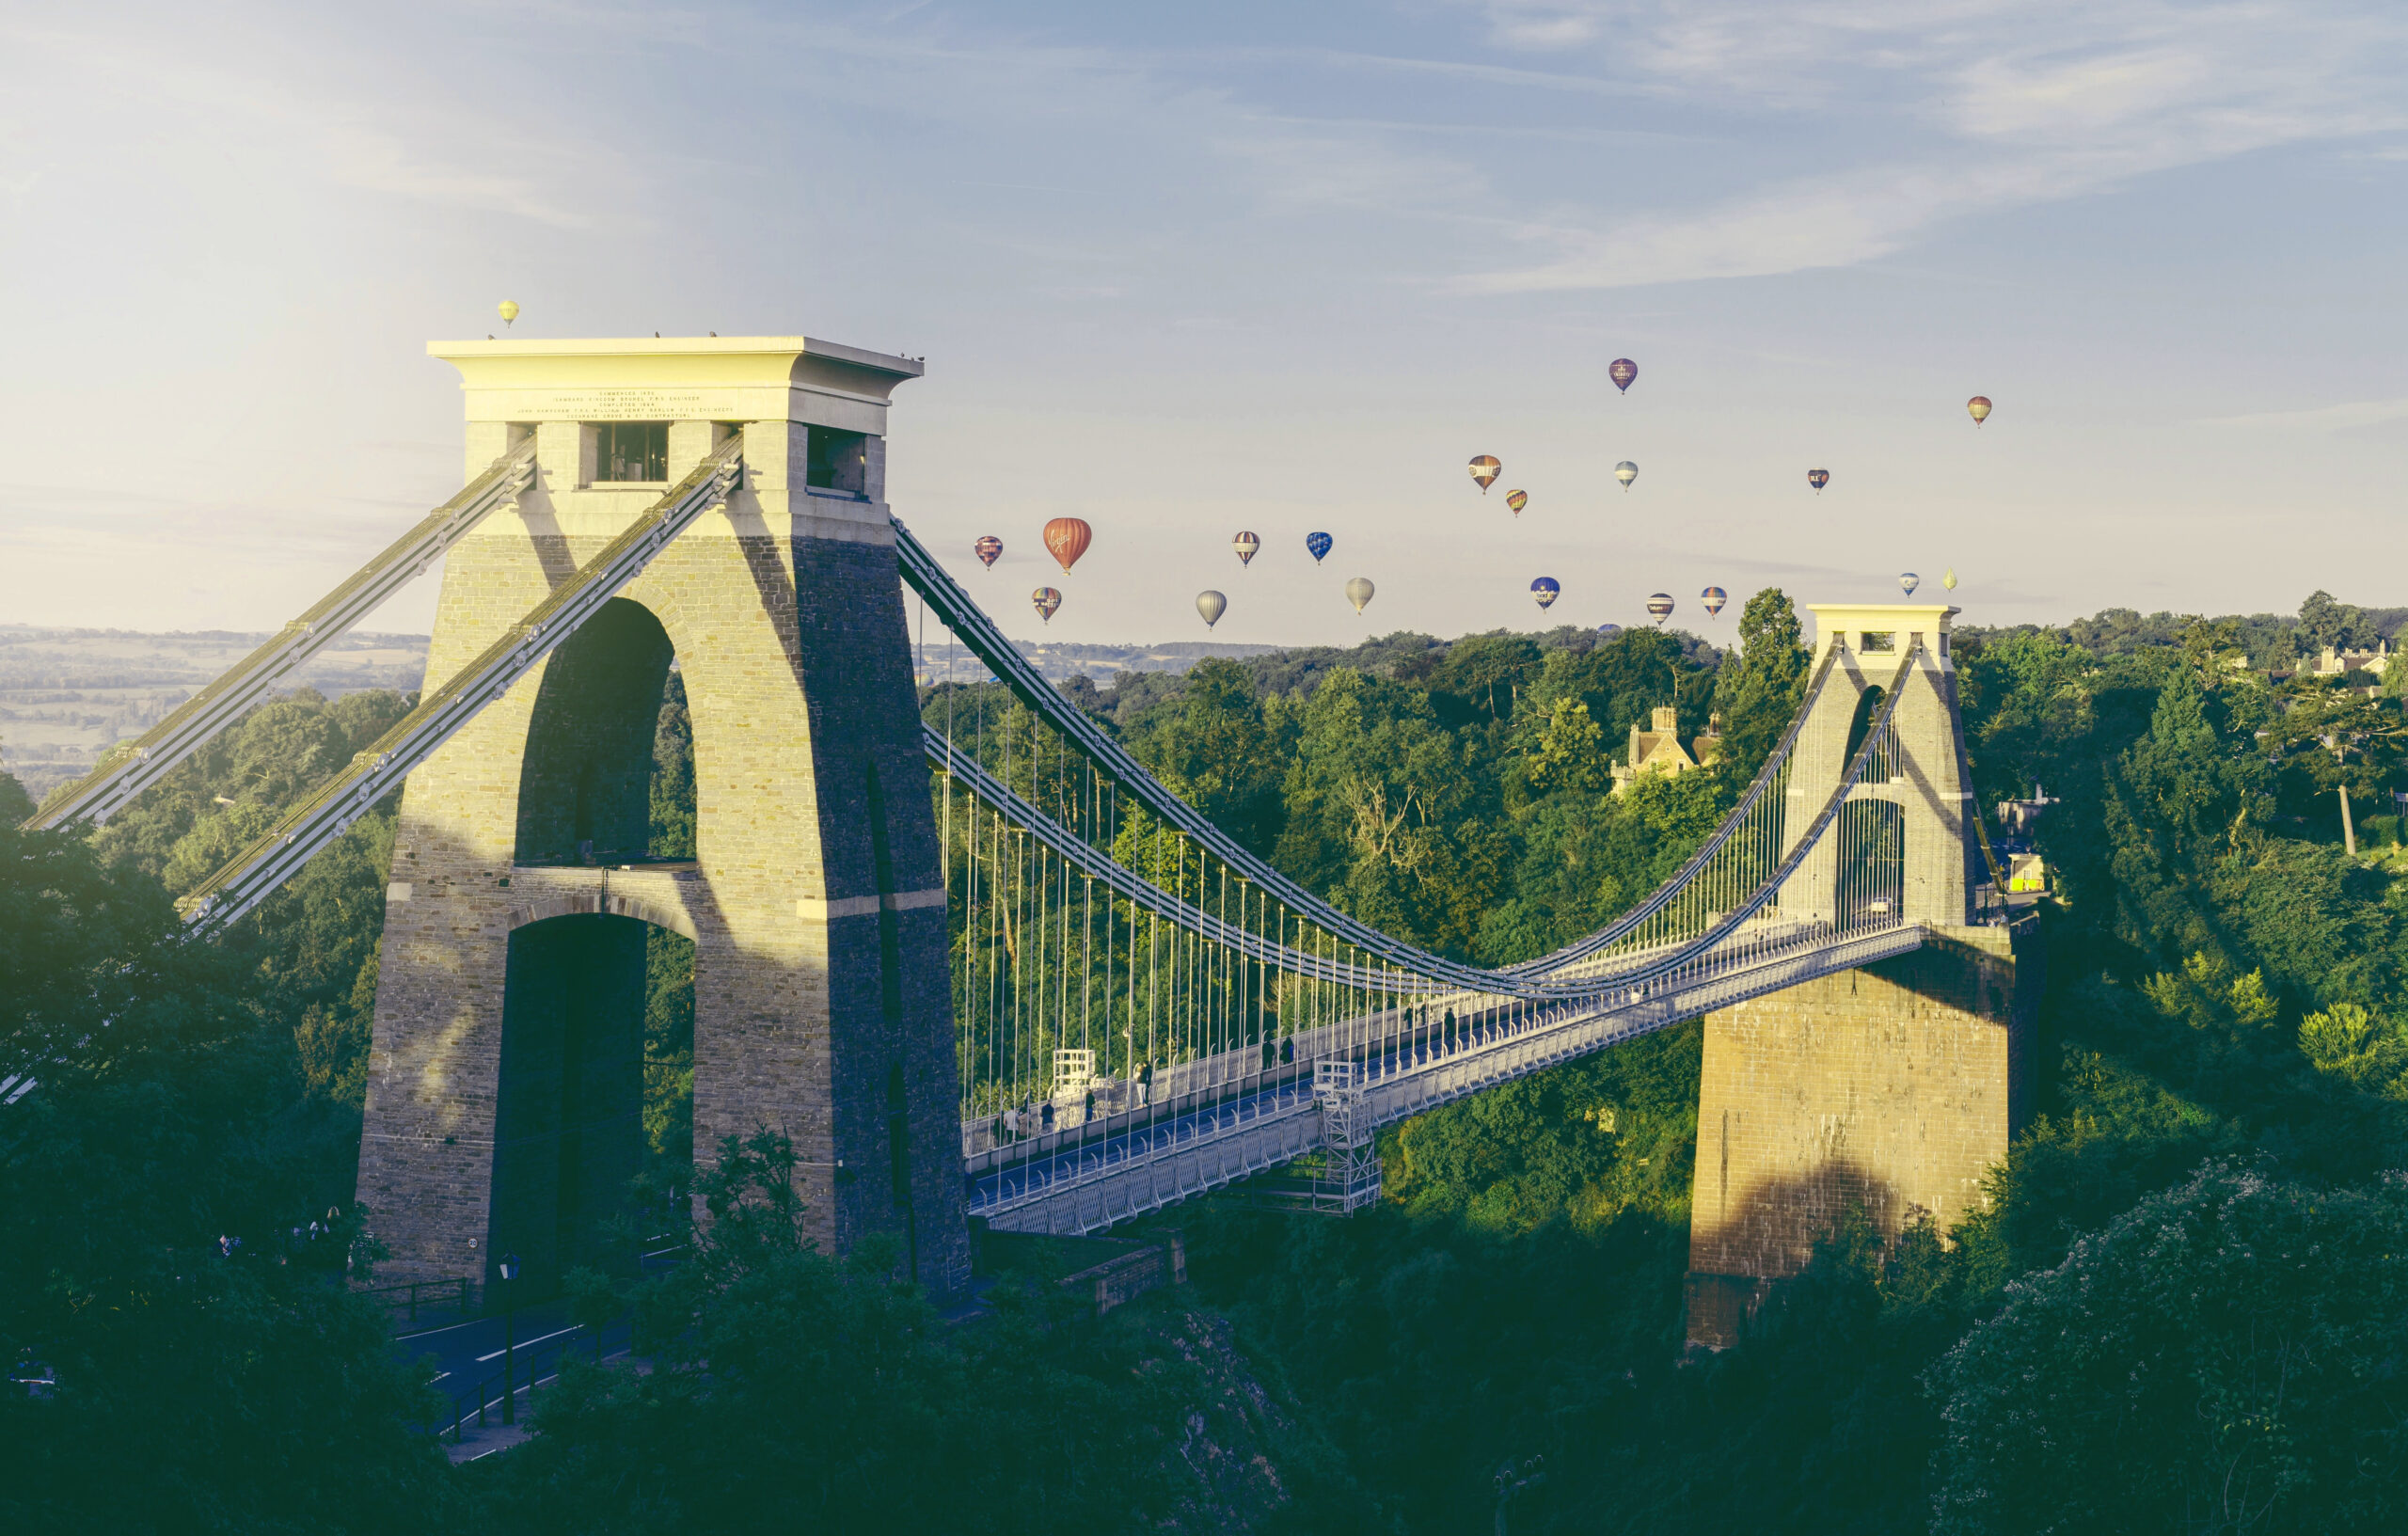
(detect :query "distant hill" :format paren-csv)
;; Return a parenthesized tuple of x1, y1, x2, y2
(0, 626, 430, 800)
(918, 638, 1285, 687)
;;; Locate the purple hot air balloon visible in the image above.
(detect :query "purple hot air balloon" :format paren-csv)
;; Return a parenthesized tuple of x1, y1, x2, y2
(1530, 577, 1560, 611)
(1609, 358, 1638, 393)
(974, 534, 1003, 568)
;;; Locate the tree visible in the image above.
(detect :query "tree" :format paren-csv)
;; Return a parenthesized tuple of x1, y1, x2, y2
(0, 772, 454, 1535)
(1931, 1164, 2408, 1534)
(1711, 589, 1808, 781)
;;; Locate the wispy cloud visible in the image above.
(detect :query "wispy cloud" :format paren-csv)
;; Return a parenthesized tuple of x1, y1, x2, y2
(2197, 398, 2408, 433)
(1451, 1, 2408, 290)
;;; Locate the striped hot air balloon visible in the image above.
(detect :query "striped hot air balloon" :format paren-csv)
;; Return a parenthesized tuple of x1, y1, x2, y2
(1646, 592, 1674, 625)
(1306, 530, 1333, 563)
(1042, 517, 1091, 573)
(1032, 587, 1062, 624)
(1967, 396, 1992, 427)
(1196, 591, 1227, 629)
(1468, 455, 1501, 493)
(974, 535, 1003, 568)
(1505, 489, 1529, 515)
(1232, 530, 1260, 567)
(1530, 578, 1560, 610)
(1701, 586, 1727, 617)
(1614, 461, 1639, 491)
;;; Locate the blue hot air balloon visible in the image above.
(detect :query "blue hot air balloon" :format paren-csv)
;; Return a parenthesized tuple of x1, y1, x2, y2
(1530, 578, 1560, 611)
(1596, 623, 1624, 639)
(1306, 530, 1333, 563)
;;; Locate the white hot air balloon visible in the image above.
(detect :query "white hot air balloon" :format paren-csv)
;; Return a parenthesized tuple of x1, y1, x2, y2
(1614, 461, 1639, 491)
(1345, 577, 1376, 615)
(1899, 571, 1921, 596)
(1196, 590, 1228, 629)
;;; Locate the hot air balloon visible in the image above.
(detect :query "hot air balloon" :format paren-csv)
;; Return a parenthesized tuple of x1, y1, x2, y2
(1345, 577, 1376, 614)
(1967, 396, 1992, 427)
(1306, 530, 1333, 563)
(974, 535, 1003, 569)
(1232, 530, 1260, 567)
(1646, 593, 1674, 625)
(1609, 358, 1638, 393)
(1032, 587, 1062, 624)
(1595, 623, 1624, 639)
(1196, 591, 1227, 629)
(1942, 568, 1957, 591)
(1505, 489, 1528, 515)
(1042, 517, 1091, 574)
(1531, 578, 1560, 610)
(1807, 468, 1830, 493)
(1701, 586, 1727, 617)
(1899, 572, 1920, 596)
(498, 300, 519, 326)
(1468, 455, 1501, 493)
(1614, 461, 1639, 491)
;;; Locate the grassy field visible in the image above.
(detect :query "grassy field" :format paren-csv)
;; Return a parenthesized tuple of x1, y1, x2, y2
(0, 625, 429, 800)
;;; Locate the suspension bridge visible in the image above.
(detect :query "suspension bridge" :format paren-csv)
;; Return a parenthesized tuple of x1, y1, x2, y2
(24, 335, 2036, 1347)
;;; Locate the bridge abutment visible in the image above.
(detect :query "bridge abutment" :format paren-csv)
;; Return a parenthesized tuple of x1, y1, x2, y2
(1687, 603, 2035, 1348)
(1685, 920, 2036, 1346)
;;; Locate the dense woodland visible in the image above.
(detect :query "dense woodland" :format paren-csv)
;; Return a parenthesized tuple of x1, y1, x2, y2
(8, 590, 2408, 1531)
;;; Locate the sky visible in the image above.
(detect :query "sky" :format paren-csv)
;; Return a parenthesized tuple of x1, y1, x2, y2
(2, 1, 2404, 650)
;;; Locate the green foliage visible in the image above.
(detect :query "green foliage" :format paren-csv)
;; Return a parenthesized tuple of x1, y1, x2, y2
(473, 1131, 1206, 1534)
(1931, 1164, 2408, 1534)
(0, 772, 452, 1534)
(1711, 586, 1809, 779)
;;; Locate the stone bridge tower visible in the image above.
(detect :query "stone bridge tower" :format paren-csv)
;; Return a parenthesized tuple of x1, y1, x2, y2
(356, 337, 971, 1299)
(1684, 603, 2038, 1346)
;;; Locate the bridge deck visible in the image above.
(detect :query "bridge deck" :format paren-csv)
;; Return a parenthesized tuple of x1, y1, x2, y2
(972, 920, 1930, 1235)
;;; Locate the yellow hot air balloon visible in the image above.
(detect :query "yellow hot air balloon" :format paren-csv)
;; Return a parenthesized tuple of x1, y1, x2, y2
(1345, 577, 1376, 614)
(1505, 489, 1528, 515)
(499, 300, 519, 326)
(1941, 568, 1957, 591)
(1966, 395, 1992, 426)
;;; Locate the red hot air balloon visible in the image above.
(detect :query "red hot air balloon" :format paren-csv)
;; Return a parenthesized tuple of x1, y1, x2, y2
(1505, 489, 1529, 515)
(1807, 468, 1829, 493)
(1042, 517, 1091, 574)
(1609, 358, 1638, 393)
(1468, 455, 1501, 493)
(1032, 587, 1062, 625)
(1232, 530, 1260, 567)
(1701, 586, 1727, 617)
(974, 535, 1004, 568)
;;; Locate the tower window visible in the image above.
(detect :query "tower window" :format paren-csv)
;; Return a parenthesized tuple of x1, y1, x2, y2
(594, 421, 669, 483)
(806, 426, 868, 496)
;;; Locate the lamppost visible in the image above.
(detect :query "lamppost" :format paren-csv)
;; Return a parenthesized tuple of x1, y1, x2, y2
(498, 1251, 521, 1426)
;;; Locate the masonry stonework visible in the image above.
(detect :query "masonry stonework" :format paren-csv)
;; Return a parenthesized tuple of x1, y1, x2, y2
(355, 338, 972, 1300)
(1685, 603, 2038, 1348)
